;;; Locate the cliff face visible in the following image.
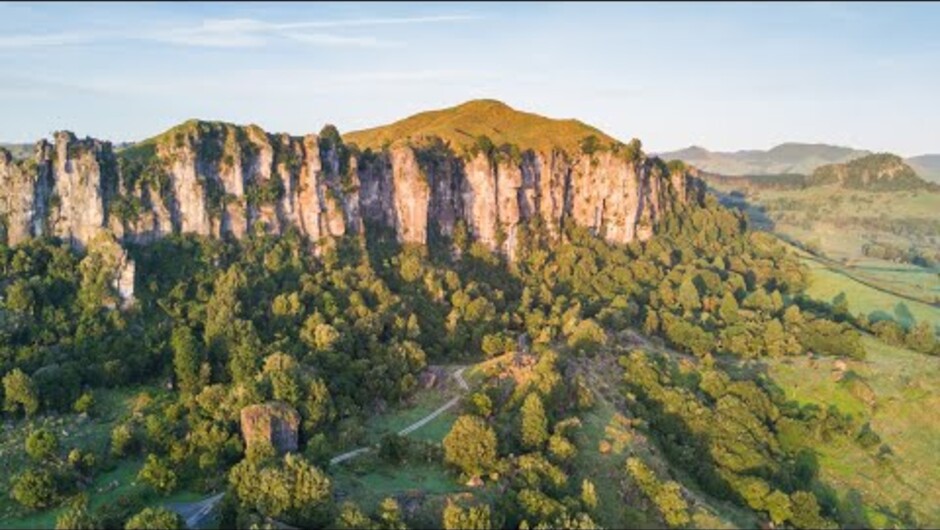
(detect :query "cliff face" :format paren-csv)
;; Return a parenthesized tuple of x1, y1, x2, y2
(0, 120, 704, 258)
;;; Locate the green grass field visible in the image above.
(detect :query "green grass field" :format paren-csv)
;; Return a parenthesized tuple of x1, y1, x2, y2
(765, 336, 940, 527)
(801, 256, 940, 330)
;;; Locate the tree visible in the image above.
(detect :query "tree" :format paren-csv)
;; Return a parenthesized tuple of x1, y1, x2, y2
(377, 497, 407, 530)
(520, 393, 549, 450)
(3, 368, 39, 416)
(654, 482, 691, 528)
(764, 489, 793, 526)
(171, 325, 206, 396)
(25, 429, 59, 462)
(229, 453, 334, 527)
(443, 500, 493, 530)
(788, 491, 834, 529)
(138, 454, 178, 494)
(73, 392, 95, 415)
(581, 479, 598, 511)
(677, 278, 702, 314)
(566, 319, 606, 356)
(55, 497, 100, 530)
(719, 292, 740, 324)
(11, 468, 57, 510)
(335, 502, 376, 530)
(124, 507, 184, 530)
(443, 415, 498, 477)
(906, 321, 936, 354)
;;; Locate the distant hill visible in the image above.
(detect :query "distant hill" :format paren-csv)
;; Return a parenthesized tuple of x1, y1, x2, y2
(809, 153, 931, 191)
(344, 99, 620, 153)
(907, 154, 940, 183)
(658, 143, 872, 176)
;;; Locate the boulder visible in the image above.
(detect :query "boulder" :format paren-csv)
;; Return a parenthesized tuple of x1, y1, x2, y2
(240, 401, 301, 454)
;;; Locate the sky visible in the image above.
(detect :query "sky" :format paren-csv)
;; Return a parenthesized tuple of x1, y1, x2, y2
(1, 2, 938, 156)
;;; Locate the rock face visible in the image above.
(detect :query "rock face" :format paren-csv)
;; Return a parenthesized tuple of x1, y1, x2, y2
(0, 119, 704, 258)
(240, 402, 301, 454)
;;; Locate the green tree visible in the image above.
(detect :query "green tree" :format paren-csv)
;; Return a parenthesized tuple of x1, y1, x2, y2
(3, 368, 39, 416)
(229, 453, 333, 527)
(719, 292, 740, 324)
(581, 479, 598, 511)
(171, 324, 206, 396)
(906, 321, 936, 354)
(335, 502, 376, 530)
(124, 507, 184, 530)
(764, 489, 793, 526)
(55, 496, 100, 530)
(520, 392, 549, 450)
(788, 491, 834, 529)
(25, 429, 59, 462)
(443, 500, 492, 530)
(443, 415, 498, 477)
(73, 392, 95, 415)
(677, 278, 702, 314)
(11, 468, 57, 510)
(138, 454, 178, 494)
(377, 497, 407, 530)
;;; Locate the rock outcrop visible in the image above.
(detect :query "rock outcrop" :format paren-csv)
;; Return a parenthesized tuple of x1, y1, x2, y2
(0, 110, 704, 258)
(240, 401, 301, 454)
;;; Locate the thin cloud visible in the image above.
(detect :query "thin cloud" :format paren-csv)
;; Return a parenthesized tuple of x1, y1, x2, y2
(282, 33, 402, 48)
(0, 31, 98, 49)
(0, 14, 480, 50)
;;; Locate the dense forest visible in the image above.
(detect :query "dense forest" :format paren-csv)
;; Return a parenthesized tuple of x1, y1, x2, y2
(0, 131, 930, 529)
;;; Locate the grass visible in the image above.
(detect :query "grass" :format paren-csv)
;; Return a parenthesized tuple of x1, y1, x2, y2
(331, 459, 462, 511)
(344, 99, 618, 153)
(801, 256, 940, 330)
(765, 334, 940, 527)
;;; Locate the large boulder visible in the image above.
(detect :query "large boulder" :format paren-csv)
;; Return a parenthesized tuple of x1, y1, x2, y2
(240, 402, 300, 454)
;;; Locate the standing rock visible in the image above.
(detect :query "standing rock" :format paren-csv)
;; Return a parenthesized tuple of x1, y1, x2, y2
(240, 402, 301, 454)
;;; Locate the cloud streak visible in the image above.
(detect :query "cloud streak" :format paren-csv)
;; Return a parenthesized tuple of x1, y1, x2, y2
(0, 14, 480, 50)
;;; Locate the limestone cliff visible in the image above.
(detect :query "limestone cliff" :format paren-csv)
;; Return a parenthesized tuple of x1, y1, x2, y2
(0, 102, 704, 259)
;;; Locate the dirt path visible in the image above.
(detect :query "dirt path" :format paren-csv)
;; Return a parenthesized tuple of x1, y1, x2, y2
(329, 366, 469, 465)
(167, 492, 224, 529)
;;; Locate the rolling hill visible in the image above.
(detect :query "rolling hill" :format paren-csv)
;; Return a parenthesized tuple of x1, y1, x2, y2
(908, 154, 940, 183)
(658, 143, 872, 176)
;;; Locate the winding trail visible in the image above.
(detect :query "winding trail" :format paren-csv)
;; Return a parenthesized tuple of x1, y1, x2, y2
(167, 492, 224, 530)
(170, 366, 469, 528)
(329, 366, 468, 464)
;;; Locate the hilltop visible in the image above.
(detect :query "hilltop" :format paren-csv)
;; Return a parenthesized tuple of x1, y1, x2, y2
(343, 99, 620, 153)
(809, 153, 931, 191)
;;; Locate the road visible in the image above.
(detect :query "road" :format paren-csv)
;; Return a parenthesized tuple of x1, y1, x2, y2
(171, 366, 470, 526)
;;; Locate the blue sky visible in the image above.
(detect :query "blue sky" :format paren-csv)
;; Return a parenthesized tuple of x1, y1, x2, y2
(1, 2, 938, 156)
